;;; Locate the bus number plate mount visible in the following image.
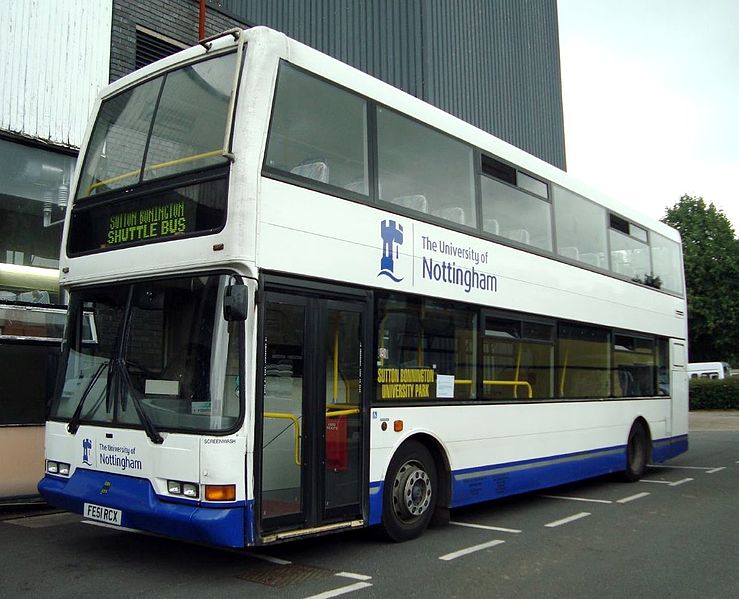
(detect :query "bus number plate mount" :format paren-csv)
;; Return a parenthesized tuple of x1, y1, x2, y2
(83, 502, 122, 526)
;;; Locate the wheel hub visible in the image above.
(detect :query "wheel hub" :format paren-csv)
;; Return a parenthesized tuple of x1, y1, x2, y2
(393, 461, 432, 520)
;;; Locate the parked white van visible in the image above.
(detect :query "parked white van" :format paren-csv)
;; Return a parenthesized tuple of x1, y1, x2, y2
(688, 362, 731, 379)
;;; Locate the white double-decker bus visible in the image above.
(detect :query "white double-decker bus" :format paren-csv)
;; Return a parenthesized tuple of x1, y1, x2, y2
(39, 27, 688, 547)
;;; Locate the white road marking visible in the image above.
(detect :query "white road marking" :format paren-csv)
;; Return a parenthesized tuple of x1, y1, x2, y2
(649, 465, 714, 471)
(439, 539, 506, 561)
(249, 553, 292, 565)
(544, 512, 591, 528)
(669, 478, 694, 487)
(450, 521, 522, 533)
(541, 494, 612, 504)
(303, 581, 372, 599)
(336, 572, 373, 581)
(706, 467, 726, 474)
(616, 492, 651, 504)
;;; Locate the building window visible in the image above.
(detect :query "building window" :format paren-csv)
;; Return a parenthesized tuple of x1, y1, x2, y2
(0, 138, 75, 305)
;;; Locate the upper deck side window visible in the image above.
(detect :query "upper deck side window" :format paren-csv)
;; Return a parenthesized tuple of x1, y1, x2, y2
(264, 63, 369, 196)
(77, 51, 237, 200)
(552, 186, 609, 269)
(608, 213, 651, 283)
(649, 232, 684, 294)
(376, 108, 476, 228)
(479, 155, 552, 251)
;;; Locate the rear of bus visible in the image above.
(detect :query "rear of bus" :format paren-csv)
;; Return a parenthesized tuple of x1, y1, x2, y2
(38, 30, 257, 548)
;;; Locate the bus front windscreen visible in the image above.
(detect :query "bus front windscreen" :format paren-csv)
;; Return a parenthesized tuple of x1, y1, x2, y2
(50, 275, 242, 436)
(77, 51, 238, 199)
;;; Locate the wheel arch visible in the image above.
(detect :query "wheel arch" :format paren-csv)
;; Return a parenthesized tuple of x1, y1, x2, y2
(631, 416, 653, 460)
(388, 432, 452, 509)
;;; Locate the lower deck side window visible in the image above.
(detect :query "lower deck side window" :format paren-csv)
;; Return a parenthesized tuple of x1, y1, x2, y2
(375, 293, 670, 403)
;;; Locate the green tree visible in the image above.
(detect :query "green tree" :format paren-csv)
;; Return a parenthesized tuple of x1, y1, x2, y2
(662, 195, 739, 364)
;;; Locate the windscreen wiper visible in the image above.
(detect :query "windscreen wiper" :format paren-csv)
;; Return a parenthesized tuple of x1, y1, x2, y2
(67, 361, 109, 435)
(116, 358, 164, 445)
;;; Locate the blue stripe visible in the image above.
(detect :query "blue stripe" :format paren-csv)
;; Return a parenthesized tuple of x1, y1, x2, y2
(38, 469, 247, 548)
(370, 435, 688, 521)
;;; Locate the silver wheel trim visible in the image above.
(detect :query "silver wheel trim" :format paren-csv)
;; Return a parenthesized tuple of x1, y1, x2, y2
(392, 460, 432, 521)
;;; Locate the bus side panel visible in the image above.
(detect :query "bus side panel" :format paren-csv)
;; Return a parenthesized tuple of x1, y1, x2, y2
(369, 399, 683, 522)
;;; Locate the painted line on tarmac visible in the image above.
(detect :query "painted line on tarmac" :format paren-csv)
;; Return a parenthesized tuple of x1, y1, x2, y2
(336, 572, 373, 581)
(249, 553, 292, 565)
(451, 521, 522, 534)
(541, 494, 612, 504)
(617, 492, 651, 504)
(650, 464, 720, 472)
(544, 512, 591, 528)
(640, 477, 694, 486)
(706, 467, 726, 474)
(303, 581, 373, 599)
(439, 539, 505, 561)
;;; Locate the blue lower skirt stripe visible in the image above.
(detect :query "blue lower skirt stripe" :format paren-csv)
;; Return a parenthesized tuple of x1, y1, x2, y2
(38, 469, 248, 548)
(369, 434, 688, 524)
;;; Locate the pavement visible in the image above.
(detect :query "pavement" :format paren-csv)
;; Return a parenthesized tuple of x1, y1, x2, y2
(689, 409, 739, 431)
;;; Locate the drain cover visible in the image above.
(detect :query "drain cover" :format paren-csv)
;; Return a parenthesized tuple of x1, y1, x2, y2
(237, 562, 334, 587)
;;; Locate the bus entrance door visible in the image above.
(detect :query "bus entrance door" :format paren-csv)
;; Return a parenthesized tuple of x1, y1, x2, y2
(259, 289, 367, 539)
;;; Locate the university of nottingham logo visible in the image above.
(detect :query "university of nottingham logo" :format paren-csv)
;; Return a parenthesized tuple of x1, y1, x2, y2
(378, 219, 404, 282)
(82, 438, 93, 466)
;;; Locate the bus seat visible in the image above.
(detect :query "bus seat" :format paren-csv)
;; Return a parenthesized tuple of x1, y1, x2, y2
(392, 194, 428, 213)
(432, 206, 466, 225)
(502, 228, 530, 244)
(560, 246, 579, 260)
(483, 218, 499, 235)
(290, 160, 329, 183)
(581, 252, 604, 267)
(343, 178, 368, 194)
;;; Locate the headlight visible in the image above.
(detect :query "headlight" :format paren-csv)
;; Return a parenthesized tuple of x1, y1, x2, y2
(167, 480, 199, 499)
(46, 461, 71, 476)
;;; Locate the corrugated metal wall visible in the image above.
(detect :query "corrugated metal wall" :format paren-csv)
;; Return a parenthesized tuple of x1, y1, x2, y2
(225, 0, 425, 98)
(0, 0, 112, 148)
(221, 0, 565, 168)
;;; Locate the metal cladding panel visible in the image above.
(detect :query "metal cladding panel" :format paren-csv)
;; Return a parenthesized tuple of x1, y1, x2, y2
(423, 0, 566, 169)
(0, 0, 112, 148)
(223, 0, 424, 97)
(223, 0, 564, 168)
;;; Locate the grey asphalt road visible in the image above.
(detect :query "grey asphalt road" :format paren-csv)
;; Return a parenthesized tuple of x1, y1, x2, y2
(1, 422, 737, 598)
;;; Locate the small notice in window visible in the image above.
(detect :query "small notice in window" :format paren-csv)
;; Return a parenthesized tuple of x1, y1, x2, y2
(436, 375, 455, 399)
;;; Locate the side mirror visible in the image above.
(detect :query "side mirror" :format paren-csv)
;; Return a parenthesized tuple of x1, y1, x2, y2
(223, 283, 248, 321)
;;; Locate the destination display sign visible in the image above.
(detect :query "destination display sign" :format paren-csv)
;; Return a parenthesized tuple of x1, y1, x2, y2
(67, 176, 227, 255)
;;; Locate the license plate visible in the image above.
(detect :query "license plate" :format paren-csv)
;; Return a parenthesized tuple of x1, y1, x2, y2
(83, 502, 122, 526)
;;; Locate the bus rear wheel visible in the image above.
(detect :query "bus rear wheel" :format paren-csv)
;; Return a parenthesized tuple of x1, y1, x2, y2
(382, 440, 437, 542)
(623, 421, 650, 482)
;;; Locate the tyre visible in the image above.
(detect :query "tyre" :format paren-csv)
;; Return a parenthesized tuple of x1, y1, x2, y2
(623, 421, 650, 482)
(381, 440, 438, 542)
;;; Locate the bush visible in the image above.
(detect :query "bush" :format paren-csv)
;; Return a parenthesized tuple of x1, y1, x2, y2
(689, 377, 739, 410)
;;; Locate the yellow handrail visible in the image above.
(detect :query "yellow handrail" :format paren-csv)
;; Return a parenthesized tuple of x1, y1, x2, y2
(86, 149, 224, 194)
(454, 378, 533, 398)
(559, 345, 569, 396)
(326, 408, 360, 418)
(333, 328, 339, 402)
(513, 344, 522, 399)
(264, 411, 301, 466)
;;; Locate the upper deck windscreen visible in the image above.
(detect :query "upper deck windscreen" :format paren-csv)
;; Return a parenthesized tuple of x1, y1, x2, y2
(76, 51, 237, 200)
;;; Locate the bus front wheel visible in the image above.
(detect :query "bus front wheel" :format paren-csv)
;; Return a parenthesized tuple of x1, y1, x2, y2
(623, 421, 650, 482)
(381, 440, 438, 542)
